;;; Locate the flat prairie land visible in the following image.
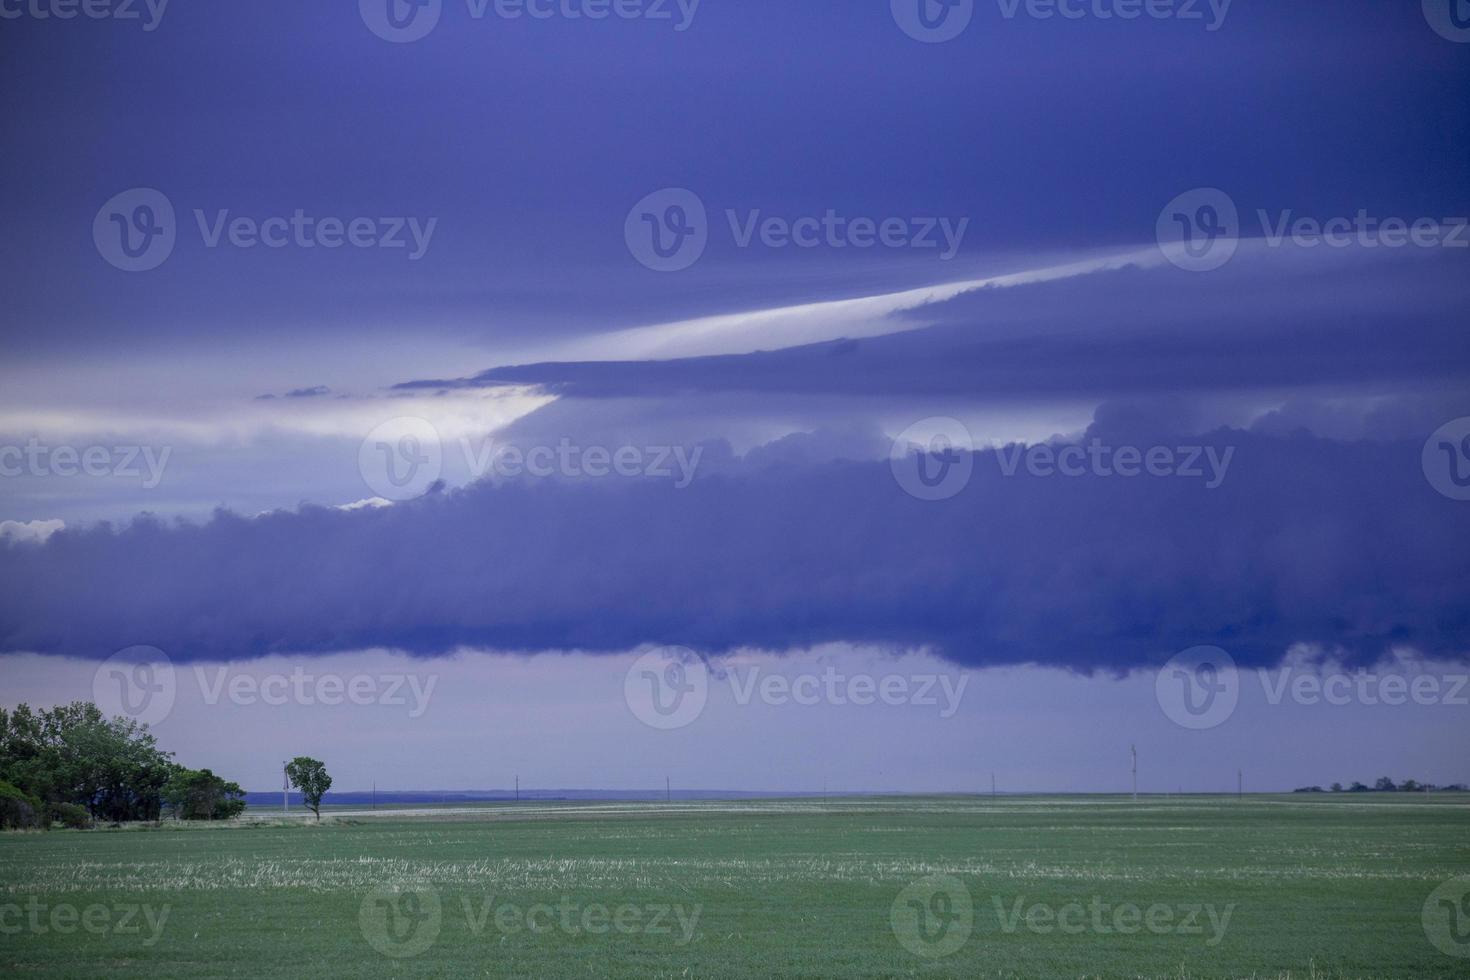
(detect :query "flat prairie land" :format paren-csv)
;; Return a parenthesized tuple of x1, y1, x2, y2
(1, 795, 1467, 978)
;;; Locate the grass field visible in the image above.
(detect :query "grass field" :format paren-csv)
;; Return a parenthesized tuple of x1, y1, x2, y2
(2, 795, 1468, 978)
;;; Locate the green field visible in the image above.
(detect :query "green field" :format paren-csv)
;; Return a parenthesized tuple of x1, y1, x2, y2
(2, 795, 1468, 978)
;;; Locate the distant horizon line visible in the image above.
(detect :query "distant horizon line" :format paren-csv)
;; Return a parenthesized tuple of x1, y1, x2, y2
(243, 787, 1468, 802)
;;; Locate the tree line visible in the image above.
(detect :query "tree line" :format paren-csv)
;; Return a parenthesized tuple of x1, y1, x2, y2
(1293, 778, 1467, 793)
(0, 701, 331, 829)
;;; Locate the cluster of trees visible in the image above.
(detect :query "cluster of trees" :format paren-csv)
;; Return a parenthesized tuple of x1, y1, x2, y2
(0, 701, 268, 829)
(1293, 778, 1468, 793)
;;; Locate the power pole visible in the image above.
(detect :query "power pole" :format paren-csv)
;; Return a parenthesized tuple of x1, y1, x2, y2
(282, 762, 289, 814)
(1131, 745, 1138, 801)
(665, 776, 671, 803)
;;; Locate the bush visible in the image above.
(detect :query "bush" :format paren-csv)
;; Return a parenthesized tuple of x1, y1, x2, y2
(0, 779, 43, 830)
(47, 802, 94, 830)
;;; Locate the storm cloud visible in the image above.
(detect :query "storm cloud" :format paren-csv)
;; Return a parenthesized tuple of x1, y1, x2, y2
(2, 421, 1465, 669)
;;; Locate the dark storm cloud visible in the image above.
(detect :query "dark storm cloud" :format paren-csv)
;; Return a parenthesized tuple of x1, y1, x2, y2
(2, 418, 1466, 668)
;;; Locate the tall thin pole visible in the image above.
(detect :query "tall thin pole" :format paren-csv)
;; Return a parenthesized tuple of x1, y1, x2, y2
(1131, 745, 1138, 801)
(515, 775, 519, 802)
(991, 772, 996, 798)
(1237, 769, 1243, 799)
(665, 776, 671, 803)
(282, 762, 289, 814)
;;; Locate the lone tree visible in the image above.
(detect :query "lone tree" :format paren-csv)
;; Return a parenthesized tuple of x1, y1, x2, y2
(285, 757, 332, 822)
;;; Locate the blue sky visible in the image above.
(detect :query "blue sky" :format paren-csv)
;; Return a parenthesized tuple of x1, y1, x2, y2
(1, 0, 1468, 792)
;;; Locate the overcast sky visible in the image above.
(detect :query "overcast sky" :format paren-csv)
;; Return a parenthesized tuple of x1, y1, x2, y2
(1, 0, 1467, 792)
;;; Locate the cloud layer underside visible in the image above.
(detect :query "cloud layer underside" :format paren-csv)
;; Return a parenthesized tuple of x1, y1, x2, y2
(402, 254, 1470, 400)
(1, 428, 1465, 668)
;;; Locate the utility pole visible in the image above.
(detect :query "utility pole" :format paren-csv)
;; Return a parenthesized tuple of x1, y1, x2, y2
(282, 762, 289, 814)
(665, 776, 671, 803)
(991, 772, 996, 799)
(1131, 745, 1138, 801)
(1237, 769, 1243, 799)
